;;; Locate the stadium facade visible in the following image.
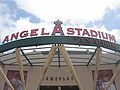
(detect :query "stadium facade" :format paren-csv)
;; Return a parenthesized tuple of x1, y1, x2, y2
(0, 20, 120, 90)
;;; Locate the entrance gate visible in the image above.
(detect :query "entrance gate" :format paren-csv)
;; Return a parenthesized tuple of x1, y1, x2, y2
(0, 36, 120, 90)
(40, 86, 79, 90)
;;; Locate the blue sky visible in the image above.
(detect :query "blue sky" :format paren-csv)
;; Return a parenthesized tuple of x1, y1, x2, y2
(86, 7, 120, 30)
(0, 0, 120, 44)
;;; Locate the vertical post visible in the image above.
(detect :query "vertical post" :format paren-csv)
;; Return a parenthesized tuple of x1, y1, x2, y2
(59, 45, 83, 90)
(104, 64, 120, 90)
(93, 47, 102, 90)
(58, 86, 61, 90)
(16, 48, 26, 90)
(0, 66, 14, 90)
(38, 45, 57, 89)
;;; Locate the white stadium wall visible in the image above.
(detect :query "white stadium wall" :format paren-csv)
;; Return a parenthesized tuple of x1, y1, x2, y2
(0, 65, 120, 90)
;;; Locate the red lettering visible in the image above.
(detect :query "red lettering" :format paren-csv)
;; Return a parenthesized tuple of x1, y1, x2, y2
(10, 32, 19, 41)
(108, 34, 116, 42)
(20, 30, 28, 38)
(30, 29, 38, 36)
(90, 30, 97, 37)
(101, 32, 108, 40)
(52, 28, 64, 35)
(67, 28, 75, 35)
(98, 31, 102, 38)
(75, 28, 82, 35)
(52, 20, 64, 35)
(41, 28, 49, 35)
(2, 35, 9, 43)
(82, 29, 90, 36)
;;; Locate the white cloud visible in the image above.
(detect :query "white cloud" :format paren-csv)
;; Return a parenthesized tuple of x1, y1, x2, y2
(0, 2, 12, 28)
(14, 0, 120, 23)
(0, 1, 16, 42)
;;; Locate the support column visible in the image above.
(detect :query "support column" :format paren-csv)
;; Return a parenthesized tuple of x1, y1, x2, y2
(59, 45, 83, 90)
(16, 48, 26, 90)
(0, 65, 14, 90)
(104, 64, 120, 90)
(58, 86, 61, 90)
(38, 45, 57, 89)
(93, 47, 102, 90)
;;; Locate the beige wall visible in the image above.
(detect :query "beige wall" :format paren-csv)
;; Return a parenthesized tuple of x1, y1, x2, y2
(0, 64, 120, 90)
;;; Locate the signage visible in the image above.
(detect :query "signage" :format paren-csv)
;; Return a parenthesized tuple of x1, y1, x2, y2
(1, 36, 119, 53)
(43, 76, 74, 81)
(2, 20, 116, 43)
(72, 37, 116, 50)
(3, 70, 28, 90)
(92, 69, 117, 90)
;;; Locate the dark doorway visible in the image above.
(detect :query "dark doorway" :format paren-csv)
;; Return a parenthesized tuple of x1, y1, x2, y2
(40, 86, 79, 90)
(61, 86, 79, 90)
(40, 86, 58, 90)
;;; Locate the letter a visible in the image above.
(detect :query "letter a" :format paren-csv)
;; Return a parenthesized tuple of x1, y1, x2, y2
(52, 20, 64, 36)
(2, 35, 9, 43)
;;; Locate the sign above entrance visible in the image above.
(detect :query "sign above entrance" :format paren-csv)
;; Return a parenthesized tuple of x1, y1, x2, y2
(0, 36, 120, 53)
(2, 20, 116, 44)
